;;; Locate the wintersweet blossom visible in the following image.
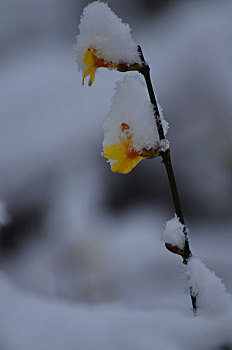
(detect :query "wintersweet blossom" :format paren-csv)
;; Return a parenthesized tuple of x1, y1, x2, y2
(77, 2, 141, 85)
(103, 76, 169, 152)
(82, 48, 116, 86)
(103, 76, 169, 174)
(104, 123, 143, 174)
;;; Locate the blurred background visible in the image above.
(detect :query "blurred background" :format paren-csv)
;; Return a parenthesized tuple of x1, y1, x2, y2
(0, 0, 232, 325)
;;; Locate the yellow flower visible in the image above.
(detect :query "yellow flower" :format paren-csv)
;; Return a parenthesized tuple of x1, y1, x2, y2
(104, 123, 143, 174)
(82, 48, 114, 86)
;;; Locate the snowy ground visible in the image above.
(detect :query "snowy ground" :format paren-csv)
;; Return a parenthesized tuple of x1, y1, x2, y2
(0, 220, 232, 350)
(1, 1, 232, 349)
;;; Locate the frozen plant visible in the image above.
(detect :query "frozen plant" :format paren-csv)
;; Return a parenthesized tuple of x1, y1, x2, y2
(76, 0, 231, 313)
(76, 1, 141, 86)
(76, 0, 194, 310)
(103, 75, 169, 173)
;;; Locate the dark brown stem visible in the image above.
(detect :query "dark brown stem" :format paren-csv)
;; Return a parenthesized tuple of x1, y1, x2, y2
(137, 45, 197, 311)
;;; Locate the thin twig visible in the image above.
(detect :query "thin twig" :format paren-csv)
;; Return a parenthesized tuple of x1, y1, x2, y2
(137, 45, 197, 311)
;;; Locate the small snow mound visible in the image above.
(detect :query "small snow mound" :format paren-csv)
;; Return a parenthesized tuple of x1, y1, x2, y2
(161, 214, 185, 249)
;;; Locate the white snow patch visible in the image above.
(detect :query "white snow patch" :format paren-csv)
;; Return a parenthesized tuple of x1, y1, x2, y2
(161, 214, 185, 249)
(76, 1, 140, 74)
(159, 139, 170, 152)
(186, 257, 232, 316)
(0, 271, 232, 350)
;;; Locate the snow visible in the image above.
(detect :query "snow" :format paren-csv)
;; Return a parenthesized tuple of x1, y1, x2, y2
(0, 270, 231, 350)
(161, 214, 185, 249)
(103, 75, 169, 156)
(186, 257, 232, 316)
(76, 1, 140, 75)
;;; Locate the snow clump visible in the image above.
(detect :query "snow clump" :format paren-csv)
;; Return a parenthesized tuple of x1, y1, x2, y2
(103, 74, 169, 162)
(76, 1, 140, 74)
(161, 214, 185, 249)
(186, 257, 232, 316)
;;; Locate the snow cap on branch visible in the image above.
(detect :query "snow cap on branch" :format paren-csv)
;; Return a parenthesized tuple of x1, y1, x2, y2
(161, 214, 185, 249)
(186, 257, 232, 315)
(103, 75, 169, 174)
(76, 1, 141, 85)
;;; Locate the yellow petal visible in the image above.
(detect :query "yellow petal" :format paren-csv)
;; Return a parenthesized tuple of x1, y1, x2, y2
(83, 50, 95, 66)
(111, 156, 142, 174)
(103, 144, 126, 160)
(88, 69, 96, 86)
(82, 66, 96, 86)
(111, 159, 132, 174)
(129, 156, 143, 168)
